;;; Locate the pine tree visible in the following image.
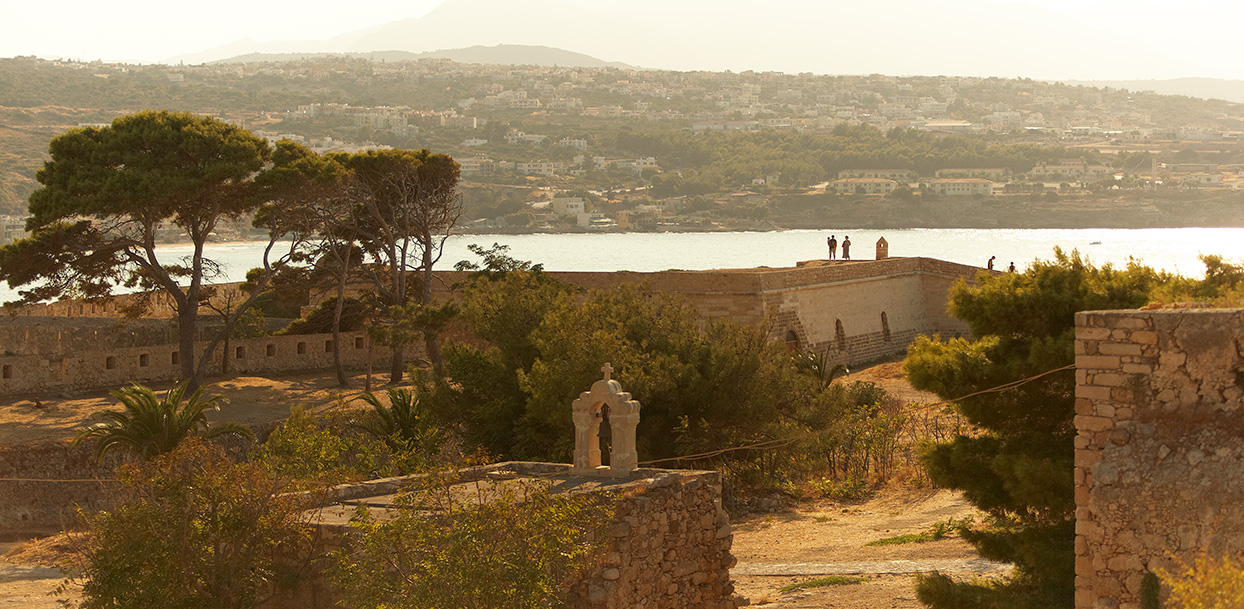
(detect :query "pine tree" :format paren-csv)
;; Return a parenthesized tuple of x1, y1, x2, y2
(905, 250, 1163, 608)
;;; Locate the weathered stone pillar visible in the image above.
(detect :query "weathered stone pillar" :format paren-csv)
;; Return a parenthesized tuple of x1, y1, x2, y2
(608, 412, 640, 476)
(572, 409, 601, 473)
(876, 237, 889, 260)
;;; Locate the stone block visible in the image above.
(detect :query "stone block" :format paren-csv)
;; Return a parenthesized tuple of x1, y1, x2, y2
(1077, 354, 1121, 370)
(1130, 331, 1158, 345)
(1078, 327, 1112, 341)
(1099, 343, 1143, 356)
(1076, 385, 1114, 401)
(1091, 373, 1129, 387)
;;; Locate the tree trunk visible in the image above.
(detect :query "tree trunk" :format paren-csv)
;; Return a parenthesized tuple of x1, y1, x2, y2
(222, 332, 231, 376)
(178, 304, 198, 388)
(389, 344, 404, 385)
(331, 274, 347, 387)
(420, 230, 444, 378)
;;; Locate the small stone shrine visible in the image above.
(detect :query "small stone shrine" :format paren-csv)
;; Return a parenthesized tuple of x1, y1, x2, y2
(572, 363, 642, 476)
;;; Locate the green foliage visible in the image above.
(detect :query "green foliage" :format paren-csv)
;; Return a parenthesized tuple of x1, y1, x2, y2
(353, 387, 444, 469)
(68, 440, 314, 609)
(335, 473, 612, 609)
(436, 247, 901, 488)
(905, 249, 1168, 607)
(433, 247, 579, 456)
(865, 517, 973, 546)
(779, 575, 864, 592)
(74, 382, 253, 461)
(1157, 553, 1244, 609)
(279, 297, 368, 335)
(253, 404, 425, 484)
(810, 477, 873, 501)
(519, 283, 824, 465)
(1140, 572, 1160, 609)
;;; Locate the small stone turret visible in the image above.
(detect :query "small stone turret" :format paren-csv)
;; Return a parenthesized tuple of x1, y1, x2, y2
(876, 237, 889, 260)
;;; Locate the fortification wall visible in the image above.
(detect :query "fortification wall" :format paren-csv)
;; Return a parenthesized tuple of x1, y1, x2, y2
(435, 257, 976, 366)
(1074, 309, 1244, 609)
(1, 257, 977, 393)
(0, 331, 401, 396)
(266, 462, 737, 609)
(0, 442, 117, 538)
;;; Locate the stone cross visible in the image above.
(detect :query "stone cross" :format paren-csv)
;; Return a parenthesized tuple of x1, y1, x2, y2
(571, 362, 641, 477)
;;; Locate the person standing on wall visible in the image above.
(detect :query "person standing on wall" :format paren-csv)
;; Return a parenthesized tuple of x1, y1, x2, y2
(827, 234, 837, 260)
(988, 256, 996, 270)
(842, 235, 851, 260)
(1008, 262, 1016, 272)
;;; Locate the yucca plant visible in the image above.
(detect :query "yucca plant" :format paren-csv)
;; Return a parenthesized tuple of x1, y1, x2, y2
(75, 381, 254, 461)
(792, 349, 849, 387)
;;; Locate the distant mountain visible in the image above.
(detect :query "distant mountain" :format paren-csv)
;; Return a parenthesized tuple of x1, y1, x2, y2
(215, 45, 634, 69)
(170, 0, 1197, 80)
(1060, 78, 1244, 104)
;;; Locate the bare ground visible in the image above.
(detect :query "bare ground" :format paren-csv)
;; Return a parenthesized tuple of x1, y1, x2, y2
(0, 369, 387, 445)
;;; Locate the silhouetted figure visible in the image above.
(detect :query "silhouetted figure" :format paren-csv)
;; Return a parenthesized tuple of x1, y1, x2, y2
(988, 256, 996, 270)
(827, 234, 837, 260)
(1008, 262, 1016, 272)
(842, 236, 851, 260)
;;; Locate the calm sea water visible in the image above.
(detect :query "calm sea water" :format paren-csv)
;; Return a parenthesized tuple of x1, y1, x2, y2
(4, 228, 1244, 303)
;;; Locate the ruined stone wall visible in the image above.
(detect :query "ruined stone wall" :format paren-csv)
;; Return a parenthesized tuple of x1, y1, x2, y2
(568, 467, 736, 609)
(0, 331, 403, 396)
(266, 462, 737, 609)
(1074, 309, 1244, 609)
(0, 442, 117, 538)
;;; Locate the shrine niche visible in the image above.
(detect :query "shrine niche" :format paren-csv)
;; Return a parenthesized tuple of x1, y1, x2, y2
(572, 363, 642, 477)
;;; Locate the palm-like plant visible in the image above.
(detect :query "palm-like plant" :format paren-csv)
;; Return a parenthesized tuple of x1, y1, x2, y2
(75, 382, 254, 461)
(354, 388, 443, 462)
(793, 349, 850, 387)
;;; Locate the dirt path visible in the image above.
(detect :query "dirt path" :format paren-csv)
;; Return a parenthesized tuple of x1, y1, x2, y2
(730, 489, 1004, 608)
(0, 541, 76, 608)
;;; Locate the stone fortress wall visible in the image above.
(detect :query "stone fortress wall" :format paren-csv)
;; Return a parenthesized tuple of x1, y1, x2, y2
(1074, 308, 1244, 609)
(0, 328, 396, 396)
(1, 255, 979, 397)
(264, 462, 738, 609)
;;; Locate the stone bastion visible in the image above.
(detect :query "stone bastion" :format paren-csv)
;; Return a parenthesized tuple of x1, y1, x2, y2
(1075, 308, 1244, 609)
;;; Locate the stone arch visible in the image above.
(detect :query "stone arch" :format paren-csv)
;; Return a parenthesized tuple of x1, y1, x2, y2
(784, 329, 800, 352)
(835, 319, 846, 350)
(881, 311, 891, 342)
(572, 363, 642, 477)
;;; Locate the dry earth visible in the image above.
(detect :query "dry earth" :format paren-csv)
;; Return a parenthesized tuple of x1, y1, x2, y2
(0, 369, 388, 445)
(0, 360, 1001, 608)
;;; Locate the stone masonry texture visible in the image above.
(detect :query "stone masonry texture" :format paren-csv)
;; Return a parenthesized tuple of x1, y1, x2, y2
(1074, 308, 1244, 609)
(264, 462, 738, 609)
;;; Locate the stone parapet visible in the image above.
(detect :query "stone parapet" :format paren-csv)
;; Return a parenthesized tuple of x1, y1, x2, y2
(1074, 309, 1244, 609)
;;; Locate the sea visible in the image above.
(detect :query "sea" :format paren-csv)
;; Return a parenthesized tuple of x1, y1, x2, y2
(4, 227, 1244, 303)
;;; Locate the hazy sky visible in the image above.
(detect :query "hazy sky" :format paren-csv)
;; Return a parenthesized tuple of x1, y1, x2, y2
(2, 0, 1241, 81)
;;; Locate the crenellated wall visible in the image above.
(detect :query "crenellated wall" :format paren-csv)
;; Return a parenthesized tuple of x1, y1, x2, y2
(1074, 308, 1244, 609)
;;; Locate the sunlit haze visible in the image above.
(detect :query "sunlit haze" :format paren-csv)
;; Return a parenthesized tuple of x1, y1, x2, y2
(3, 0, 1243, 80)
